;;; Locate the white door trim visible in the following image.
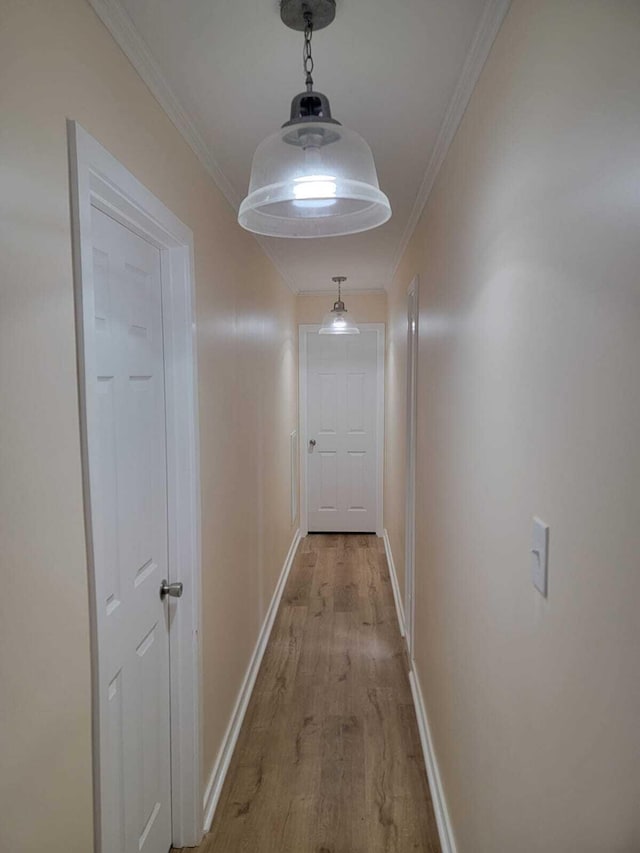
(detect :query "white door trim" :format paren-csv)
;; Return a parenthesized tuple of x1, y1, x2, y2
(68, 122, 202, 849)
(299, 323, 385, 537)
(405, 276, 419, 659)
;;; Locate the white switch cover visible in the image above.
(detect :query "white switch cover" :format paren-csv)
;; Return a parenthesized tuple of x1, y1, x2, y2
(531, 517, 549, 596)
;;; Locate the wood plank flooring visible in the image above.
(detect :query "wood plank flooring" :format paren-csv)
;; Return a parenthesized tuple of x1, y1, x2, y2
(175, 533, 441, 853)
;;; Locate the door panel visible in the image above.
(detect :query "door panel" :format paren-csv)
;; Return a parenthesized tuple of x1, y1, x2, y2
(319, 373, 338, 434)
(346, 372, 365, 433)
(307, 330, 379, 533)
(90, 206, 172, 853)
(346, 451, 367, 511)
(318, 451, 338, 512)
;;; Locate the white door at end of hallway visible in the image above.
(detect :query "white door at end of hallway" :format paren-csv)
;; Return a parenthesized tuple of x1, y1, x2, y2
(306, 330, 379, 533)
(89, 206, 172, 853)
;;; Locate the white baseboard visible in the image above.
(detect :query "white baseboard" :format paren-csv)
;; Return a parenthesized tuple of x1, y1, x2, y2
(382, 528, 406, 638)
(384, 529, 456, 853)
(409, 667, 457, 853)
(201, 528, 302, 833)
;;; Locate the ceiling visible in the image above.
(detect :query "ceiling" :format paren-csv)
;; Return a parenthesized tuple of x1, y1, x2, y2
(95, 0, 508, 291)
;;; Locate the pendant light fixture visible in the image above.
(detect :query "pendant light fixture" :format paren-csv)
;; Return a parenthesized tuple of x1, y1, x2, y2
(319, 276, 359, 335)
(238, 0, 391, 238)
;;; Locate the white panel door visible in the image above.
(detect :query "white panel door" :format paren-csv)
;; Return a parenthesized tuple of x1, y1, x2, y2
(90, 206, 172, 853)
(306, 330, 379, 532)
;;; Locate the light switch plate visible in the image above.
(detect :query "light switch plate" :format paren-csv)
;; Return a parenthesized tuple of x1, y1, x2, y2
(531, 517, 549, 597)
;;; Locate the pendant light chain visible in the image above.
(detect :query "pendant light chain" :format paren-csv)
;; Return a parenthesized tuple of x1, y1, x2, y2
(332, 275, 347, 310)
(303, 12, 314, 92)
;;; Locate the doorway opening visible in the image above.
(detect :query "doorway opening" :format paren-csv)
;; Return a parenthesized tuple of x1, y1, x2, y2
(405, 277, 419, 659)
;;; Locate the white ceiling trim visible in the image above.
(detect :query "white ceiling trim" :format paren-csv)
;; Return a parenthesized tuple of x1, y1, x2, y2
(87, 0, 299, 293)
(299, 288, 387, 297)
(88, 0, 511, 295)
(388, 0, 512, 281)
(88, 0, 238, 206)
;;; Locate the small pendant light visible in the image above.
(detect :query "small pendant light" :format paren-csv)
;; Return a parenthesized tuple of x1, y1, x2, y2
(238, 0, 391, 238)
(319, 276, 359, 335)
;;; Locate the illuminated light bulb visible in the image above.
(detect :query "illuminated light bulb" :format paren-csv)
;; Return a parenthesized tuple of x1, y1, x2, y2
(293, 175, 337, 199)
(292, 174, 338, 209)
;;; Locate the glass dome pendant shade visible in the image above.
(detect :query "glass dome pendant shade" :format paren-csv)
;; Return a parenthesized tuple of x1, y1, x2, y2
(319, 276, 359, 335)
(238, 2, 391, 238)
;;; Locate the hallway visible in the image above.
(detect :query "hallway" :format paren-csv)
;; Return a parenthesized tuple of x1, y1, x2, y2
(178, 534, 440, 853)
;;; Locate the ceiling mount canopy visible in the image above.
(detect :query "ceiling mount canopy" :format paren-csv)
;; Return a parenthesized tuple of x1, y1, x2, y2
(280, 0, 336, 32)
(319, 276, 360, 335)
(238, 0, 391, 239)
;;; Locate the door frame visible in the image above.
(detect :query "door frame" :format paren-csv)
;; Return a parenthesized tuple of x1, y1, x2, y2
(405, 277, 419, 659)
(68, 122, 202, 849)
(298, 323, 385, 537)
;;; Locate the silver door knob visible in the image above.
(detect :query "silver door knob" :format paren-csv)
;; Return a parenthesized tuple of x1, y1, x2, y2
(309, 439, 316, 447)
(160, 580, 183, 600)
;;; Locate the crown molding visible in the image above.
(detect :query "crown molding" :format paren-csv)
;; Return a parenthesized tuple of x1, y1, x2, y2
(388, 0, 512, 284)
(87, 0, 238, 206)
(298, 287, 387, 297)
(87, 0, 299, 294)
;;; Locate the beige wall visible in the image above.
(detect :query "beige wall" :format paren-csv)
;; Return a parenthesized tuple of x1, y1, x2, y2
(296, 290, 387, 325)
(0, 1, 297, 851)
(385, 1, 640, 850)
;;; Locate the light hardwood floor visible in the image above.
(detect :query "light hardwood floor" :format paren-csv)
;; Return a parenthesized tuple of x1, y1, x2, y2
(175, 533, 441, 853)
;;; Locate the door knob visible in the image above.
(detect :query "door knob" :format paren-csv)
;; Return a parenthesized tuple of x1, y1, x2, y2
(309, 439, 316, 447)
(160, 579, 183, 600)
